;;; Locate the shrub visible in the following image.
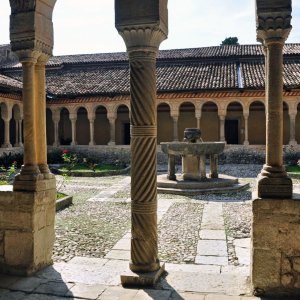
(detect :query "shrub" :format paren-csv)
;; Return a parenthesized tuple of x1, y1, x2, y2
(219, 148, 265, 164)
(283, 145, 300, 166)
(0, 152, 23, 169)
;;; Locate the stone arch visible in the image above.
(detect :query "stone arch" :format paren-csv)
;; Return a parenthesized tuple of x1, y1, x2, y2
(116, 105, 130, 145)
(296, 102, 300, 144)
(0, 102, 7, 146)
(226, 101, 244, 144)
(46, 108, 54, 145)
(200, 101, 219, 142)
(178, 102, 196, 141)
(283, 101, 289, 145)
(95, 105, 110, 145)
(157, 102, 172, 143)
(249, 101, 266, 145)
(76, 107, 90, 145)
(59, 107, 72, 145)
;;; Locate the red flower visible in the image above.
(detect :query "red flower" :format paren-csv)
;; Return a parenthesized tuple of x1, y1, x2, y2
(63, 150, 68, 154)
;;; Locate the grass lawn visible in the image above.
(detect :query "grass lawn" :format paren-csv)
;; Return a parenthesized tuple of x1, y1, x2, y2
(287, 165, 300, 174)
(59, 163, 125, 173)
(57, 192, 67, 199)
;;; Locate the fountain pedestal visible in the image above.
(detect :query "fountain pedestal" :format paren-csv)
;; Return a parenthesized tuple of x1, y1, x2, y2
(159, 140, 248, 195)
(162, 142, 225, 182)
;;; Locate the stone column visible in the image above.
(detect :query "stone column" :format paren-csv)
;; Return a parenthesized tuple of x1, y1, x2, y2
(289, 111, 297, 145)
(18, 119, 23, 147)
(243, 113, 249, 145)
(15, 53, 42, 179)
(257, 36, 292, 198)
(219, 114, 226, 142)
(2, 117, 12, 148)
(52, 110, 60, 147)
(199, 155, 206, 179)
(35, 55, 52, 177)
(108, 116, 116, 145)
(171, 115, 179, 142)
(14, 117, 19, 147)
(70, 113, 77, 146)
(89, 117, 95, 146)
(167, 154, 176, 180)
(115, 0, 168, 284)
(210, 154, 218, 178)
(196, 110, 201, 130)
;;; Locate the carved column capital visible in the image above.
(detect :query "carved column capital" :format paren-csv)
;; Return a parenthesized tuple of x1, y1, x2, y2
(117, 26, 167, 56)
(256, 8, 292, 44)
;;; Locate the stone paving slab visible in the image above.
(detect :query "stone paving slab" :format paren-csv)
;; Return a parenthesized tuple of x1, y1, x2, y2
(112, 238, 131, 250)
(66, 283, 106, 299)
(235, 247, 250, 266)
(197, 240, 228, 257)
(165, 271, 250, 295)
(104, 249, 130, 260)
(195, 255, 228, 266)
(234, 238, 251, 248)
(200, 229, 226, 240)
(165, 263, 221, 273)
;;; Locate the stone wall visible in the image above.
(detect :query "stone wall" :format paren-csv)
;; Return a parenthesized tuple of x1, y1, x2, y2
(0, 179, 56, 275)
(252, 194, 300, 296)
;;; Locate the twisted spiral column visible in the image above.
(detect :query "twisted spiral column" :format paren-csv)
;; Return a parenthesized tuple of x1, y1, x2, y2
(129, 51, 160, 272)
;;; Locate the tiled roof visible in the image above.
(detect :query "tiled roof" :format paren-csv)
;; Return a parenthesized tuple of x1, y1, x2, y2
(0, 74, 22, 92)
(1, 44, 300, 98)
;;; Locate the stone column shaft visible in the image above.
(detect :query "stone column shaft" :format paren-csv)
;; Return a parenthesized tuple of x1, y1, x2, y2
(15, 118, 19, 146)
(289, 113, 297, 145)
(108, 117, 116, 145)
(70, 114, 77, 146)
(3, 119, 11, 148)
(266, 43, 284, 167)
(18, 119, 23, 146)
(129, 50, 159, 272)
(35, 59, 51, 176)
(219, 115, 226, 142)
(89, 118, 95, 145)
(53, 119, 59, 146)
(172, 116, 178, 142)
(199, 155, 206, 179)
(244, 114, 249, 145)
(21, 61, 39, 172)
(210, 154, 218, 178)
(167, 154, 176, 180)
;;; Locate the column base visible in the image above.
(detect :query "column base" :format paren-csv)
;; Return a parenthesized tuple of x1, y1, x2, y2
(39, 164, 55, 180)
(243, 140, 249, 146)
(257, 164, 292, 198)
(289, 140, 298, 146)
(121, 263, 165, 287)
(1, 143, 12, 148)
(13, 167, 56, 192)
(0, 178, 56, 276)
(252, 192, 300, 297)
(108, 141, 116, 146)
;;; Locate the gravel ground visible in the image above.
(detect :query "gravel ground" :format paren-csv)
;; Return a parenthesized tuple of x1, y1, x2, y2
(52, 164, 299, 264)
(158, 202, 203, 263)
(54, 175, 131, 262)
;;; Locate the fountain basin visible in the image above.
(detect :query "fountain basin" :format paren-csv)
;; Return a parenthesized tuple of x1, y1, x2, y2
(161, 142, 225, 156)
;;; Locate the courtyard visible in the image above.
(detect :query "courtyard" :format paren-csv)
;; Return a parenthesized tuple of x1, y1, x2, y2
(1, 164, 299, 299)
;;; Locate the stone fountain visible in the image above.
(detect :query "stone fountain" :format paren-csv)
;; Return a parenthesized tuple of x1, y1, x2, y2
(157, 128, 248, 194)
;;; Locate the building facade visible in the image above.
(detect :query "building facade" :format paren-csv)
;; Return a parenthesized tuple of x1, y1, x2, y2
(1, 43, 300, 150)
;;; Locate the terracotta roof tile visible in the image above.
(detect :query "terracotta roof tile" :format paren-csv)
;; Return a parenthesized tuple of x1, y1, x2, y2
(1, 44, 300, 98)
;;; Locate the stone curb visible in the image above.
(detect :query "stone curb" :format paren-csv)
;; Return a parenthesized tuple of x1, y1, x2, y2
(56, 195, 73, 211)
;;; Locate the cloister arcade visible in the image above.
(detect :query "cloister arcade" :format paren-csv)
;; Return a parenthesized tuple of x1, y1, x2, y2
(1, 96, 300, 149)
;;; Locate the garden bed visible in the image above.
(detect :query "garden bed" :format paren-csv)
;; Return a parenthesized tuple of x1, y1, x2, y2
(287, 165, 300, 178)
(53, 164, 131, 177)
